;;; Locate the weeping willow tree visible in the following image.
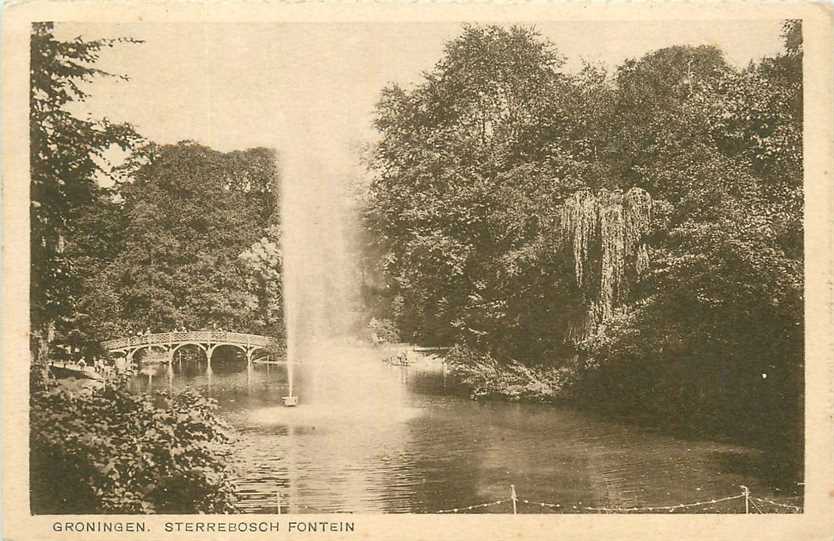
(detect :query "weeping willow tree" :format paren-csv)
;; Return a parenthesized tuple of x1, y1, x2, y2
(558, 187, 652, 342)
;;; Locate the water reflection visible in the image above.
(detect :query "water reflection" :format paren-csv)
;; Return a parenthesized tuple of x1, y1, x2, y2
(127, 347, 798, 514)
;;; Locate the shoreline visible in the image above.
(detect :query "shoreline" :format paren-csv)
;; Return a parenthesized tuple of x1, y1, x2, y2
(444, 354, 804, 493)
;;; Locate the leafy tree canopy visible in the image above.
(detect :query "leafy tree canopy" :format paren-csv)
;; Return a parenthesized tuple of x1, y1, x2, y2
(99, 142, 281, 339)
(363, 22, 804, 453)
(30, 22, 142, 361)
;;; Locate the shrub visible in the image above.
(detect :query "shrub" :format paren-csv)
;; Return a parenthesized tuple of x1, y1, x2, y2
(30, 366, 239, 514)
(445, 345, 582, 402)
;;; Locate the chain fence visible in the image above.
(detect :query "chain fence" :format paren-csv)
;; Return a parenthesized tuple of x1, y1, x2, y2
(431, 485, 803, 514)
(241, 485, 802, 514)
(434, 500, 511, 514)
(749, 496, 803, 513)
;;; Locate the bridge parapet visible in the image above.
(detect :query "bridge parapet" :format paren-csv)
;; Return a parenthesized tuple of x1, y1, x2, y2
(102, 331, 275, 351)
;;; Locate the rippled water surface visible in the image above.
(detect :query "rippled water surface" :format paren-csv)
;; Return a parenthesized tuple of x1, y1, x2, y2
(129, 346, 798, 514)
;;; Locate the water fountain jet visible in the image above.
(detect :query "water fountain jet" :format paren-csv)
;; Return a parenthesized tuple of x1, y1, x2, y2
(278, 120, 360, 408)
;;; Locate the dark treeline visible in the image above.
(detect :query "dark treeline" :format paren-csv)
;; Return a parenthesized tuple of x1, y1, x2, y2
(362, 23, 803, 471)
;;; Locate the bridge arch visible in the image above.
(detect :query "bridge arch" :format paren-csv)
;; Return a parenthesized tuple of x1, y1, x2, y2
(208, 343, 269, 365)
(170, 342, 208, 357)
(125, 344, 171, 364)
(102, 331, 277, 372)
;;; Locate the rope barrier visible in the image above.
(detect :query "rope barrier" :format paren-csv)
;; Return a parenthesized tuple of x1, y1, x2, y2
(751, 496, 802, 512)
(435, 494, 746, 514)
(432, 487, 802, 514)
(748, 497, 766, 514)
(575, 494, 745, 513)
(520, 499, 561, 510)
(434, 500, 509, 514)
(247, 484, 802, 514)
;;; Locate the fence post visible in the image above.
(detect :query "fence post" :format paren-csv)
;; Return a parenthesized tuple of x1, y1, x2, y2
(510, 485, 518, 515)
(740, 485, 749, 514)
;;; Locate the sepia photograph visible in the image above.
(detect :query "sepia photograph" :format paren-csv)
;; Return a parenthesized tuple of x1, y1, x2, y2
(2, 2, 833, 539)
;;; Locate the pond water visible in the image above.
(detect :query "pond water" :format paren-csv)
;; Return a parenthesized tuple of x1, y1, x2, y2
(128, 344, 800, 514)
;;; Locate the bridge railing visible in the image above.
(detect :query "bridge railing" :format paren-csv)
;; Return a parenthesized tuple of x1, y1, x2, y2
(102, 331, 275, 351)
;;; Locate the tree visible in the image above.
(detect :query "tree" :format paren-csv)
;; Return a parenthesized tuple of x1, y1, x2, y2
(367, 25, 582, 349)
(30, 22, 141, 361)
(367, 25, 653, 359)
(608, 45, 732, 186)
(101, 142, 281, 337)
(365, 22, 804, 468)
(702, 21, 802, 186)
(577, 24, 803, 463)
(57, 195, 129, 359)
(238, 223, 285, 337)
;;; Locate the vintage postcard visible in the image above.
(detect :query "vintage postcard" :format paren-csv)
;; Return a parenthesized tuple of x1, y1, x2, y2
(2, 1, 833, 540)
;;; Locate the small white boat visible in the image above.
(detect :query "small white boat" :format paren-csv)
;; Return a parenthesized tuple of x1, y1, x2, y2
(282, 395, 299, 407)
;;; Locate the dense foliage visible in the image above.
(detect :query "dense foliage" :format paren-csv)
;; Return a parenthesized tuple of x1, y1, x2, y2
(364, 22, 803, 458)
(61, 141, 283, 358)
(30, 22, 141, 361)
(99, 142, 282, 338)
(62, 142, 284, 359)
(30, 371, 238, 514)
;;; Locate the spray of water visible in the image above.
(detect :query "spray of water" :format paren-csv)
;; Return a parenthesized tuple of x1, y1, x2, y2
(279, 129, 358, 400)
(277, 44, 370, 399)
(273, 32, 410, 414)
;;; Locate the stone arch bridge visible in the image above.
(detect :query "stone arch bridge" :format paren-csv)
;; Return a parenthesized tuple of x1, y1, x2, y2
(102, 331, 276, 370)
